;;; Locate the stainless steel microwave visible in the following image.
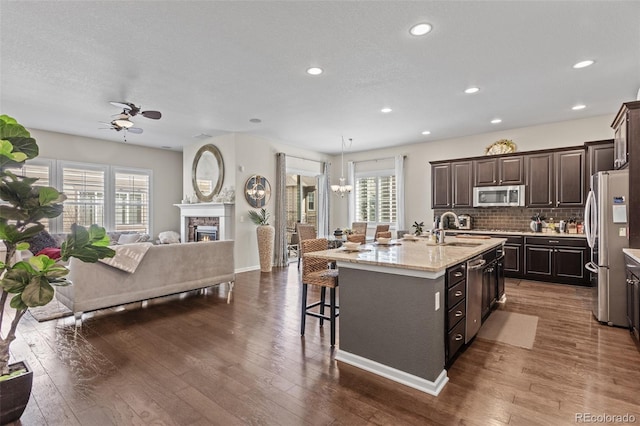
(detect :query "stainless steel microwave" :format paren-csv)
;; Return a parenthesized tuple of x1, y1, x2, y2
(473, 185, 526, 207)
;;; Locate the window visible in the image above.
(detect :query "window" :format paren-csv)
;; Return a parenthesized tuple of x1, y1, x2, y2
(114, 170, 150, 232)
(1, 159, 151, 234)
(355, 173, 396, 223)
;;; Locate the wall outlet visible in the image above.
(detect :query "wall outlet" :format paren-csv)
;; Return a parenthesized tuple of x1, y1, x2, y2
(619, 227, 627, 237)
(435, 292, 440, 311)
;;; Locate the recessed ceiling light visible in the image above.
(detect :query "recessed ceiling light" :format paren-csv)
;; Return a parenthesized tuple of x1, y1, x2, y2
(491, 118, 502, 124)
(572, 104, 586, 110)
(409, 23, 432, 36)
(573, 60, 595, 69)
(381, 107, 392, 113)
(249, 118, 262, 123)
(306, 67, 323, 75)
(421, 130, 431, 135)
(465, 87, 480, 94)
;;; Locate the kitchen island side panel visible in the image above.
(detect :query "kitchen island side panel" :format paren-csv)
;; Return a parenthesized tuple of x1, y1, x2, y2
(338, 267, 445, 381)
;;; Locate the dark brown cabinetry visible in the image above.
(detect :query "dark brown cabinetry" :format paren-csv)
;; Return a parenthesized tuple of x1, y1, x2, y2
(431, 163, 451, 209)
(431, 160, 473, 209)
(586, 139, 614, 177)
(493, 235, 523, 277)
(526, 149, 585, 208)
(555, 149, 585, 207)
(445, 262, 466, 365)
(452, 161, 473, 208)
(474, 156, 523, 186)
(612, 101, 640, 248)
(481, 248, 500, 320)
(624, 253, 640, 342)
(524, 236, 588, 285)
(526, 153, 554, 207)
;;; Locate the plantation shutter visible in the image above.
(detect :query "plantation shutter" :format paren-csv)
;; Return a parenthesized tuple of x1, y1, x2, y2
(114, 171, 150, 232)
(61, 166, 105, 232)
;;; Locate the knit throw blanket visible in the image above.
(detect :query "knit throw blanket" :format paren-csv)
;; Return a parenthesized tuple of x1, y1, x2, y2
(98, 242, 153, 273)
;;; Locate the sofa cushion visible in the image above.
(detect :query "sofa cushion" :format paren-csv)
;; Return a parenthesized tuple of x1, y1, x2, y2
(27, 230, 60, 254)
(118, 233, 142, 245)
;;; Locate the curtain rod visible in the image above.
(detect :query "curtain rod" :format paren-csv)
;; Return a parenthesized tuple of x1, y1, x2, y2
(279, 153, 327, 164)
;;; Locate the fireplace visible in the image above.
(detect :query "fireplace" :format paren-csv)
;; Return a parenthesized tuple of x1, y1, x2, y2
(195, 225, 218, 242)
(175, 202, 234, 243)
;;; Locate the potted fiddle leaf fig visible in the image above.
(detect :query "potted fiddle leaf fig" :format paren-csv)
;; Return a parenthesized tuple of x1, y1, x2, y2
(0, 114, 115, 424)
(248, 208, 274, 272)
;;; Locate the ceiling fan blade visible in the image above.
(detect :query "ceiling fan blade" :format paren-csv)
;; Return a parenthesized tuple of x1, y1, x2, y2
(110, 101, 133, 110)
(127, 127, 143, 134)
(141, 110, 161, 119)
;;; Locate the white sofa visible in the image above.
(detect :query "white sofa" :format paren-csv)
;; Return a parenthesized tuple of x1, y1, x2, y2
(55, 240, 235, 323)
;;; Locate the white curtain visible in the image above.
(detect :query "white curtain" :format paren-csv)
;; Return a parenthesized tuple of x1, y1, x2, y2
(347, 160, 355, 226)
(274, 153, 288, 267)
(317, 162, 330, 238)
(395, 155, 406, 231)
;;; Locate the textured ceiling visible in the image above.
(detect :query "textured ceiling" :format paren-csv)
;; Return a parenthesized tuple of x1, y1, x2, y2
(1, 1, 639, 154)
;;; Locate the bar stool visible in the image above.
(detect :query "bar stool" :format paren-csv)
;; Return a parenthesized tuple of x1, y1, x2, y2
(300, 238, 339, 346)
(376, 231, 392, 239)
(373, 224, 390, 241)
(347, 234, 366, 244)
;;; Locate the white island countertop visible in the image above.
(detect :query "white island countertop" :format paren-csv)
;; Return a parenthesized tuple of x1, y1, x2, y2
(623, 248, 640, 263)
(306, 236, 505, 274)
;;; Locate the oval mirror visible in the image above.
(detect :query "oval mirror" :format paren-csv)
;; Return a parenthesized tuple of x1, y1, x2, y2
(244, 175, 271, 207)
(192, 144, 224, 202)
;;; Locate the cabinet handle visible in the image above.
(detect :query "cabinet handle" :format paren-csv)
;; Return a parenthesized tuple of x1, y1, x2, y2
(549, 201, 552, 205)
(454, 334, 464, 341)
(454, 272, 463, 277)
(455, 311, 463, 317)
(454, 291, 463, 297)
(499, 179, 502, 184)
(548, 240, 559, 243)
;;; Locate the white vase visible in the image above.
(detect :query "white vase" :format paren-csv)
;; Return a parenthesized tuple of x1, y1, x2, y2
(256, 225, 275, 272)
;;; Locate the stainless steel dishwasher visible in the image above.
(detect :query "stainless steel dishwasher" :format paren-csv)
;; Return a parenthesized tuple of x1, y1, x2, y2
(466, 256, 487, 343)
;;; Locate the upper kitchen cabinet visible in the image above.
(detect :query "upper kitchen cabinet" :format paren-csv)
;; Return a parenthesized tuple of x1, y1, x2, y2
(432, 162, 451, 208)
(431, 161, 473, 209)
(474, 156, 523, 186)
(586, 139, 614, 177)
(526, 153, 554, 207)
(526, 148, 585, 208)
(612, 101, 640, 169)
(452, 161, 473, 208)
(555, 149, 585, 207)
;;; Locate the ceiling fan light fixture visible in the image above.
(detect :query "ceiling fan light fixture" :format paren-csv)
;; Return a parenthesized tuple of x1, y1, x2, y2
(114, 118, 134, 128)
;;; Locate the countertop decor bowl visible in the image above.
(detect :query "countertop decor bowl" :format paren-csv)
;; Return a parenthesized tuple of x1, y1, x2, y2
(344, 242, 361, 250)
(377, 237, 391, 245)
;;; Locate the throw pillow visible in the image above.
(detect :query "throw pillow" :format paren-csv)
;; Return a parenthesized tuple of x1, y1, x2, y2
(158, 231, 180, 244)
(35, 247, 61, 260)
(138, 233, 151, 243)
(118, 233, 142, 245)
(27, 230, 59, 255)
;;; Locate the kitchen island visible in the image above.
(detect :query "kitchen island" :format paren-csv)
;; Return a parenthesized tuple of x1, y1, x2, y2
(305, 236, 505, 396)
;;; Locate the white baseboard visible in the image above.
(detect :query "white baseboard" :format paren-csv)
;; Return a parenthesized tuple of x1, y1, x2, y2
(235, 265, 261, 273)
(336, 350, 449, 396)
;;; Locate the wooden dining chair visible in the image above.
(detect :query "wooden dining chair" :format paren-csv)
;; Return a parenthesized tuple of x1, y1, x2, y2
(300, 238, 339, 346)
(296, 223, 317, 269)
(373, 224, 390, 241)
(351, 222, 367, 236)
(346, 234, 366, 244)
(376, 231, 392, 239)
(396, 230, 409, 239)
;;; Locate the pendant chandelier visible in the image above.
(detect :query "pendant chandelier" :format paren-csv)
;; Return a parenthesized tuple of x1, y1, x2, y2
(331, 136, 353, 197)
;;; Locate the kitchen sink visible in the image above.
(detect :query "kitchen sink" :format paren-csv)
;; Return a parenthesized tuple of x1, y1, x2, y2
(443, 242, 482, 247)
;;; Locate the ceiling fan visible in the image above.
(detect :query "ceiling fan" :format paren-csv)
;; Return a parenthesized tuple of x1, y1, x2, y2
(99, 120, 143, 134)
(109, 101, 162, 120)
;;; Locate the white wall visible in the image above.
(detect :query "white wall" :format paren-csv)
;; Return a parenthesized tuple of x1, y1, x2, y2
(30, 129, 183, 238)
(330, 114, 615, 232)
(183, 133, 330, 272)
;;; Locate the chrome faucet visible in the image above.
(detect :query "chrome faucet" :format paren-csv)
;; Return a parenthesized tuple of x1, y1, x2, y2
(437, 211, 460, 244)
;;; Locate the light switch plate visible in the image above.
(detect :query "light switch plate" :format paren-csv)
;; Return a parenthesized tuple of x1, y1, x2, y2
(619, 227, 627, 237)
(435, 292, 440, 311)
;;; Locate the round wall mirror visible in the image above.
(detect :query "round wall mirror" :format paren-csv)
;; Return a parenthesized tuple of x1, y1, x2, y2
(244, 175, 271, 207)
(192, 144, 224, 202)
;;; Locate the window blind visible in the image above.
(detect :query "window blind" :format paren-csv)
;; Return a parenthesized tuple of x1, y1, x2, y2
(114, 171, 150, 232)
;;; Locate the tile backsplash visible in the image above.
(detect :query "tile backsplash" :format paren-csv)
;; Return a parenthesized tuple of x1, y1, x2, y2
(432, 207, 584, 232)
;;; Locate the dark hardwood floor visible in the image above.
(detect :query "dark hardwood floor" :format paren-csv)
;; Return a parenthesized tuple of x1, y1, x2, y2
(5, 265, 640, 425)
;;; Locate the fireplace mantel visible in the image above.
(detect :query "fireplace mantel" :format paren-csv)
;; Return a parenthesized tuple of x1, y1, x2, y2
(174, 202, 234, 242)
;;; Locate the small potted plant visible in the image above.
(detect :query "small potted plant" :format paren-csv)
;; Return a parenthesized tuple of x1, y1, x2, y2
(0, 115, 115, 424)
(248, 208, 274, 272)
(412, 221, 425, 236)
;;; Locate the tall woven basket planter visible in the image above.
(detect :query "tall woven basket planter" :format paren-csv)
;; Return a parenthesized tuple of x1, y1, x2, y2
(256, 225, 275, 272)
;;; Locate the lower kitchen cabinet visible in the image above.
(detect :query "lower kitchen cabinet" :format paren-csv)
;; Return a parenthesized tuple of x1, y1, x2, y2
(445, 262, 466, 366)
(491, 235, 523, 277)
(624, 253, 640, 342)
(481, 248, 499, 320)
(524, 236, 589, 285)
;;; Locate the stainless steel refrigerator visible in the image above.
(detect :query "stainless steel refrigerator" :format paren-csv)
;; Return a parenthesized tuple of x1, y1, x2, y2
(584, 169, 629, 326)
